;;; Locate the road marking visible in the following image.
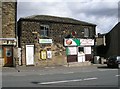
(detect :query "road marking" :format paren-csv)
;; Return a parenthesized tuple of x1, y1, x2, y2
(115, 75, 120, 77)
(39, 77, 98, 85)
(63, 72, 74, 74)
(98, 69, 117, 71)
(83, 77, 98, 81)
(39, 79, 82, 85)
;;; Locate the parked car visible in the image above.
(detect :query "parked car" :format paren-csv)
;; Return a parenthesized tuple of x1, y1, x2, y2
(106, 56, 120, 68)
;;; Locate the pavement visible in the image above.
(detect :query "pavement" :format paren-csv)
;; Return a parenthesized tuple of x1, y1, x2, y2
(1, 63, 107, 73)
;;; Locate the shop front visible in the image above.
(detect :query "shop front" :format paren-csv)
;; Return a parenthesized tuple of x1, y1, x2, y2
(64, 38, 94, 63)
(0, 38, 16, 67)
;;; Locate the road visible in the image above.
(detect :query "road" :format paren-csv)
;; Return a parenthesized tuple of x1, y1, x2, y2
(1, 65, 120, 88)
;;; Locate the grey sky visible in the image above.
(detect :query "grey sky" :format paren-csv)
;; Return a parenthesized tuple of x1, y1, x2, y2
(17, 0, 120, 34)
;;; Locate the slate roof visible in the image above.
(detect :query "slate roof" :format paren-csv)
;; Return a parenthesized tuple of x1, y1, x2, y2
(19, 15, 96, 26)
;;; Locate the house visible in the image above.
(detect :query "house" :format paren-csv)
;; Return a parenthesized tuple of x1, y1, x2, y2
(96, 22, 120, 59)
(17, 15, 96, 66)
(96, 33, 106, 57)
(0, 1, 17, 67)
(105, 22, 120, 58)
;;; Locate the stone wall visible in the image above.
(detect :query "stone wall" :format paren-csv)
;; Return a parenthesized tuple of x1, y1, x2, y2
(18, 20, 95, 47)
(18, 18, 96, 66)
(2, 2, 16, 38)
(0, 1, 2, 38)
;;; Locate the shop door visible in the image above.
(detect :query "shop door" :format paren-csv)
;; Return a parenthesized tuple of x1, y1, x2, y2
(26, 45, 34, 65)
(3, 46, 13, 67)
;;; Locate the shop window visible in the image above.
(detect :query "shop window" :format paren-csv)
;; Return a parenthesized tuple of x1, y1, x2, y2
(40, 25, 49, 37)
(84, 28, 89, 37)
(78, 47, 84, 52)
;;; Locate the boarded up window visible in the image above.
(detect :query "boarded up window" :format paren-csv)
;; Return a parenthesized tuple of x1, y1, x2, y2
(84, 28, 89, 37)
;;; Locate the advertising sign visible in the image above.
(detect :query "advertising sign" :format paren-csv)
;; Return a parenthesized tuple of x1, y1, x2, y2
(40, 50, 47, 60)
(47, 51, 52, 59)
(39, 39, 52, 44)
(80, 39, 94, 46)
(66, 47, 77, 55)
(64, 39, 80, 46)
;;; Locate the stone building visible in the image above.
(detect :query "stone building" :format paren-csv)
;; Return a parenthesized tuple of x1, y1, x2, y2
(17, 15, 96, 66)
(0, 1, 17, 67)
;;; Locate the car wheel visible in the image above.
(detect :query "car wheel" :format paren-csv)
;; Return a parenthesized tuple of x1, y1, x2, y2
(114, 64, 119, 68)
(107, 64, 111, 68)
(118, 64, 120, 69)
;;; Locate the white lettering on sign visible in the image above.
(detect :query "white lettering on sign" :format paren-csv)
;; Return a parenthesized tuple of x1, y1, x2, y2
(80, 39, 94, 46)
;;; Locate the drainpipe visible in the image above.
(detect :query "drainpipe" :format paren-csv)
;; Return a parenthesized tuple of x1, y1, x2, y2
(103, 35, 106, 46)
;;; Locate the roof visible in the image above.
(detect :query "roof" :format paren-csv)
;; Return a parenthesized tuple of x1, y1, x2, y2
(107, 22, 120, 34)
(19, 15, 96, 26)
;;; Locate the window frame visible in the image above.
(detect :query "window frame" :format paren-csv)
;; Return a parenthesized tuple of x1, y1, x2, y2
(84, 28, 89, 37)
(40, 25, 49, 37)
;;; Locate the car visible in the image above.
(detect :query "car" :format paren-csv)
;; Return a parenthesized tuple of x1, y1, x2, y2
(106, 56, 120, 68)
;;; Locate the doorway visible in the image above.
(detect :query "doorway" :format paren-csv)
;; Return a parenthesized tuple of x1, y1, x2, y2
(78, 47, 85, 62)
(26, 45, 34, 65)
(3, 46, 13, 67)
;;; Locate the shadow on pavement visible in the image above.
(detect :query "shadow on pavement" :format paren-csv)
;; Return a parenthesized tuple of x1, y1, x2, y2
(97, 66, 118, 69)
(31, 81, 40, 84)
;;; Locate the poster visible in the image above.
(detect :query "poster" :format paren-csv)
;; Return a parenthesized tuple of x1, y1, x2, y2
(41, 50, 47, 60)
(66, 47, 77, 55)
(84, 47, 91, 54)
(47, 51, 52, 59)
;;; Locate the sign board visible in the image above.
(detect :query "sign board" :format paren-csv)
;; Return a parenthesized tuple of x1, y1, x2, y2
(47, 51, 52, 59)
(64, 39, 80, 46)
(40, 50, 47, 60)
(0, 38, 16, 45)
(66, 47, 77, 55)
(39, 39, 52, 44)
(80, 39, 94, 46)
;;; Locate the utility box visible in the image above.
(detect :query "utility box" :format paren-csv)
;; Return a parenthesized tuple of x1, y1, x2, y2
(94, 56, 100, 64)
